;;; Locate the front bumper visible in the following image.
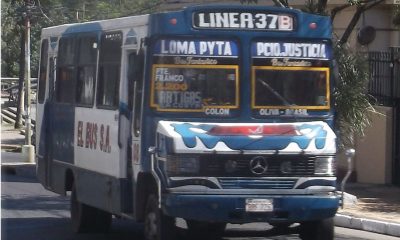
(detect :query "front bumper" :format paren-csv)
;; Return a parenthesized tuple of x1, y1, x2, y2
(163, 193, 339, 224)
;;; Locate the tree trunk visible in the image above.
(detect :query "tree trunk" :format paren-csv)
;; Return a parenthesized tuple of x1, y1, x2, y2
(317, 0, 328, 14)
(339, 6, 363, 45)
(337, 0, 384, 45)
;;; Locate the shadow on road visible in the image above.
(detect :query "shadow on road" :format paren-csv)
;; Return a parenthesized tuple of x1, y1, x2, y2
(2, 217, 144, 240)
(2, 216, 300, 240)
(2, 195, 69, 211)
(1, 171, 300, 240)
(1, 169, 38, 183)
(225, 226, 299, 238)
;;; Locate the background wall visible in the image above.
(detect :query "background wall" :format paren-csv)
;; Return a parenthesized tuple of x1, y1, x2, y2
(354, 106, 393, 184)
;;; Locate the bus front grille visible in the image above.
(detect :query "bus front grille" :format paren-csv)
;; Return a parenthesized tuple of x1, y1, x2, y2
(199, 155, 316, 177)
(218, 178, 296, 189)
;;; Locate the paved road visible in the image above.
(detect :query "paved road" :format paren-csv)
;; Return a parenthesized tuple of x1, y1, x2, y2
(2, 172, 399, 240)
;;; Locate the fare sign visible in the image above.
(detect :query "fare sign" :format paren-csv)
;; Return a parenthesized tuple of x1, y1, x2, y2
(193, 11, 294, 31)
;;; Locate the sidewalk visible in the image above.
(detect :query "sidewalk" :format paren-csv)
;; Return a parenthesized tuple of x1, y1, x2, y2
(1, 123, 25, 151)
(1, 122, 400, 237)
(1, 123, 36, 177)
(336, 183, 400, 237)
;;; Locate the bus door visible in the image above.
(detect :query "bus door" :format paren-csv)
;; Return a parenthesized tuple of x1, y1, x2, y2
(119, 47, 144, 213)
(130, 50, 144, 167)
(50, 36, 76, 175)
(42, 55, 57, 187)
(37, 39, 56, 188)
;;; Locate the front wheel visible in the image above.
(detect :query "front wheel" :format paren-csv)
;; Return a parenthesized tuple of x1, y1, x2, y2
(144, 194, 176, 240)
(299, 218, 334, 240)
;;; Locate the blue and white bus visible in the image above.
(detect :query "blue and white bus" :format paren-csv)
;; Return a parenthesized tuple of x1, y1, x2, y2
(36, 4, 338, 240)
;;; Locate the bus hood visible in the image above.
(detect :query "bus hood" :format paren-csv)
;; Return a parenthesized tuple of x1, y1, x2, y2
(156, 121, 336, 155)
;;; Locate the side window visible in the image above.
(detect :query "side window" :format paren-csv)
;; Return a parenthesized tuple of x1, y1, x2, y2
(49, 57, 56, 100)
(38, 39, 49, 103)
(56, 37, 76, 103)
(128, 51, 144, 137)
(76, 36, 97, 106)
(97, 32, 122, 108)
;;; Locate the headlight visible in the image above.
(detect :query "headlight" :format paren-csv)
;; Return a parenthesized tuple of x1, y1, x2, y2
(167, 156, 200, 175)
(314, 156, 335, 175)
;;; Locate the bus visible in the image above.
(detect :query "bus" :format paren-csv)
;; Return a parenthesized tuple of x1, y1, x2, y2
(36, 4, 338, 240)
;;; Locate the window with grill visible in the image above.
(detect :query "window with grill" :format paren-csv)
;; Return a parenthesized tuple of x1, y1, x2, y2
(56, 37, 76, 103)
(76, 35, 98, 106)
(97, 32, 122, 108)
(38, 39, 49, 103)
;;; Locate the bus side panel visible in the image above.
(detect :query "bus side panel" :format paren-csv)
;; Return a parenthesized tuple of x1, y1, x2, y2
(44, 102, 74, 194)
(51, 160, 130, 214)
(72, 165, 127, 214)
(71, 107, 131, 214)
(50, 103, 74, 163)
(36, 101, 49, 187)
(74, 108, 123, 178)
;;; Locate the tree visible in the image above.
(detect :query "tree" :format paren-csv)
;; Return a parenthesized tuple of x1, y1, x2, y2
(2, 0, 162, 131)
(333, 45, 374, 149)
(1, 0, 382, 147)
(1, 0, 163, 80)
(1, 0, 24, 78)
(267, 0, 386, 46)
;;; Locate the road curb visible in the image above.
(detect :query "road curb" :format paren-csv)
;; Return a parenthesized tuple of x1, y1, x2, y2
(335, 214, 400, 237)
(1, 144, 22, 152)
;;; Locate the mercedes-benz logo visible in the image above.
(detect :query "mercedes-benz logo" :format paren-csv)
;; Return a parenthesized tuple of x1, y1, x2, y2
(249, 156, 268, 175)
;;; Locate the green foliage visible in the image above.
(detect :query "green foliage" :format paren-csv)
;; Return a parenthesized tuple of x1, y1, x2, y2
(333, 44, 375, 150)
(0, 0, 379, 150)
(1, 0, 23, 77)
(347, 0, 362, 5)
(302, 0, 328, 15)
(1, 0, 162, 78)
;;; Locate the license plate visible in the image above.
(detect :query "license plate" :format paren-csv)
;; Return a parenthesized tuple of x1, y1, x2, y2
(245, 199, 273, 212)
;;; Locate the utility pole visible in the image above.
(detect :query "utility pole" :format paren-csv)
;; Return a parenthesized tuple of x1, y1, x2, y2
(15, 33, 25, 129)
(22, 0, 34, 162)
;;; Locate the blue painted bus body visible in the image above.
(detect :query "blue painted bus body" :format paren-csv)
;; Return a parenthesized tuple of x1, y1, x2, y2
(141, 5, 339, 224)
(37, 4, 339, 227)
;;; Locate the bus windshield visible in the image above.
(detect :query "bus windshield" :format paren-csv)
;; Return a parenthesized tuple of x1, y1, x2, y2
(251, 40, 331, 111)
(152, 65, 237, 110)
(150, 39, 239, 112)
(253, 67, 330, 109)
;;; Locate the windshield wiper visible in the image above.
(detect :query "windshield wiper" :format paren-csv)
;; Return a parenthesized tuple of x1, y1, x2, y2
(257, 79, 293, 106)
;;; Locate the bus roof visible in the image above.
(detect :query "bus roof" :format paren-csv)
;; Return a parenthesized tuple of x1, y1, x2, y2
(149, 4, 332, 39)
(41, 4, 332, 40)
(41, 14, 150, 37)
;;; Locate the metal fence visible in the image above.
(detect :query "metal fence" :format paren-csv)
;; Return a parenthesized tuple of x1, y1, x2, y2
(367, 47, 400, 185)
(1, 77, 38, 90)
(368, 47, 400, 104)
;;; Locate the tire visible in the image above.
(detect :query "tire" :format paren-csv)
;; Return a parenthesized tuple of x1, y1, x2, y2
(70, 185, 112, 233)
(144, 194, 176, 240)
(187, 220, 226, 240)
(299, 218, 334, 240)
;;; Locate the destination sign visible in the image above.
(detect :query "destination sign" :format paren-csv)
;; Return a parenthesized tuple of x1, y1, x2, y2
(193, 11, 294, 31)
(154, 39, 238, 57)
(252, 42, 329, 59)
